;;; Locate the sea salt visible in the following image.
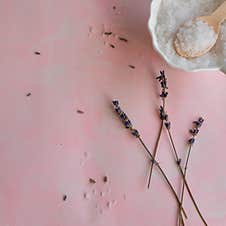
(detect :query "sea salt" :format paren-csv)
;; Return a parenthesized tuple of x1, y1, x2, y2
(175, 19, 217, 57)
(155, 0, 226, 71)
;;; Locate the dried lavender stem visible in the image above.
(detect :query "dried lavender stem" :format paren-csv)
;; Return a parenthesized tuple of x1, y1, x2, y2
(168, 129, 180, 162)
(181, 144, 192, 201)
(178, 144, 192, 226)
(147, 98, 166, 188)
(147, 122, 163, 188)
(112, 99, 186, 224)
(138, 137, 187, 221)
(166, 130, 208, 226)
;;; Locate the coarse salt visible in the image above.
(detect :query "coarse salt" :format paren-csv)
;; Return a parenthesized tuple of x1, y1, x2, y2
(175, 19, 217, 57)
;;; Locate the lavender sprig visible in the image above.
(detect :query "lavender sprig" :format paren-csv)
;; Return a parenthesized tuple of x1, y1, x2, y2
(164, 115, 207, 225)
(112, 100, 140, 138)
(178, 117, 204, 226)
(154, 72, 207, 226)
(112, 100, 187, 222)
(147, 71, 169, 189)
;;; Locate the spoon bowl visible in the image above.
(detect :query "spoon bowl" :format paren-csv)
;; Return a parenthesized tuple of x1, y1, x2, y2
(174, 1, 226, 58)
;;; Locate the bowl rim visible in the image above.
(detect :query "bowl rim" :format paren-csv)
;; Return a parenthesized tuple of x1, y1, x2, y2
(148, 0, 222, 73)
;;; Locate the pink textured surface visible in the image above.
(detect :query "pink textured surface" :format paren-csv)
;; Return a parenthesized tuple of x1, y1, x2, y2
(0, 0, 226, 226)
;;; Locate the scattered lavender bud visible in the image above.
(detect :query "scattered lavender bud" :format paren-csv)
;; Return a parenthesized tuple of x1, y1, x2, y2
(83, 192, 90, 200)
(107, 201, 112, 208)
(77, 109, 84, 114)
(103, 176, 108, 183)
(128, 65, 135, 69)
(89, 178, 96, 184)
(63, 194, 67, 201)
(104, 32, 112, 35)
(118, 37, 128, 42)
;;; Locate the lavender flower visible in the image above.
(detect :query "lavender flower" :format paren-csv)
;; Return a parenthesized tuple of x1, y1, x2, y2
(188, 117, 204, 145)
(112, 100, 140, 138)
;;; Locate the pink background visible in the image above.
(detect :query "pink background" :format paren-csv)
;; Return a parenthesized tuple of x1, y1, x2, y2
(0, 0, 226, 225)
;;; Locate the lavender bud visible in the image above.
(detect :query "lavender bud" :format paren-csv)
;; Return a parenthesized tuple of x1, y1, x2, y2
(176, 159, 181, 165)
(131, 129, 140, 138)
(189, 128, 199, 136)
(156, 75, 162, 81)
(112, 100, 119, 107)
(165, 122, 171, 129)
(198, 117, 204, 123)
(124, 120, 132, 129)
(164, 114, 168, 121)
(188, 138, 195, 145)
(120, 112, 127, 120)
(115, 107, 121, 114)
(193, 120, 201, 127)
(160, 91, 168, 98)
(160, 70, 165, 76)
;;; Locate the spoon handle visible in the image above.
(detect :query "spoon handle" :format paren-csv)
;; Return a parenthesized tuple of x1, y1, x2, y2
(212, 1, 226, 23)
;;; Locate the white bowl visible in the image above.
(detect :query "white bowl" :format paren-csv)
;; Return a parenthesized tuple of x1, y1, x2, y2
(148, 0, 226, 74)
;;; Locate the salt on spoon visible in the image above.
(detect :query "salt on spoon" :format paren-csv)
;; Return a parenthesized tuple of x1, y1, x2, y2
(174, 1, 226, 58)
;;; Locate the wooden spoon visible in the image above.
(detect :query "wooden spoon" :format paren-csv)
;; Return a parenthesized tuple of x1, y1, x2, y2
(174, 1, 226, 58)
